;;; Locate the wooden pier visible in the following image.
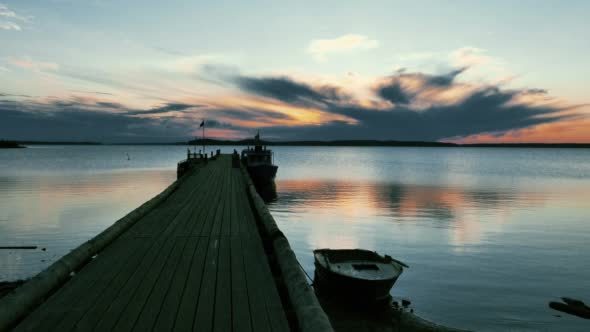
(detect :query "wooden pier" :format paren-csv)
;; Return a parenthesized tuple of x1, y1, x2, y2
(0, 155, 332, 332)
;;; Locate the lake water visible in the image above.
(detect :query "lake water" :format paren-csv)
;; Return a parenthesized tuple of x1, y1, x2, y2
(1, 145, 589, 331)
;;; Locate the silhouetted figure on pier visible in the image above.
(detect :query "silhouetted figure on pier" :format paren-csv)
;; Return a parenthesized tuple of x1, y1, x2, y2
(232, 149, 240, 168)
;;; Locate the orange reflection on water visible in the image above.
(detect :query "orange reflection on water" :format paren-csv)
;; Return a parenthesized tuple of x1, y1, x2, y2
(275, 179, 589, 250)
(1, 170, 174, 231)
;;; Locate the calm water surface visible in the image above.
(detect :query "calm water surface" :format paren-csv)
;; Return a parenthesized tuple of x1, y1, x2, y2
(1, 145, 589, 331)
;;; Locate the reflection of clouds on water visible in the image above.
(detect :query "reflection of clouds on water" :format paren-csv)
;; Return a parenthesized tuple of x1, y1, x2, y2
(270, 176, 590, 332)
(307, 229, 361, 251)
(0, 171, 173, 231)
(0, 170, 174, 281)
(273, 179, 588, 250)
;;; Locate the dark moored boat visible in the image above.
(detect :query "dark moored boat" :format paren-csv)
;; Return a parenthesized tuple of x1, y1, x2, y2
(313, 249, 408, 302)
(241, 133, 278, 185)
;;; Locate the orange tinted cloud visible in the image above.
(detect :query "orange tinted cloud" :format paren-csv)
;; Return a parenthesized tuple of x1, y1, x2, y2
(455, 113, 590, 144)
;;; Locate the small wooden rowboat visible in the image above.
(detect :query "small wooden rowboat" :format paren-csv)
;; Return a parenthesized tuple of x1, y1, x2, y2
(313, 249, 408, 302)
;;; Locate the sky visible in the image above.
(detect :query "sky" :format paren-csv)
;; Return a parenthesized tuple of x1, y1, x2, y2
(1, 0, 589, 143)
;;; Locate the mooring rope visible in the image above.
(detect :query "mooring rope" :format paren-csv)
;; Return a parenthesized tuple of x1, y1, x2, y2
(297, 260, 314, 285)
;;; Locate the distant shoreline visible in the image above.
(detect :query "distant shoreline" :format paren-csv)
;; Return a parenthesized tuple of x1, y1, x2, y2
(185, 139, 590, 149)
(16, 141, 102, 146)
(0, 141, 26, 149)
(4, 139, 590, 148)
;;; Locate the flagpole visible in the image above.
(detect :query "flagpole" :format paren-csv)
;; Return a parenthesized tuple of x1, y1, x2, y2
(202, 119, 205, 155)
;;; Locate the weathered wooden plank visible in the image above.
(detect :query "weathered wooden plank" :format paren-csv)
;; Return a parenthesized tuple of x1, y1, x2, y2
(129, 239, 188, 332)
(209, 163, 230, 237)
(239, 181, 290, 332)
(123, 164, 210, 237)
(191, 161, 225, 237)
(91, 181, 214, 331)
(213, 236, 232, 332)
(106, 238, 177, 331)
(12, 155, 305, 332)
(241, 237, 272, 332)
(171, 238, 208, 332)
(173, 162, 221, 237)
(54, 238, 154, 332)
(147, 163, 227, 331)
(106, 168, 222, 332)
(12, 237, 146, 332)
(232, 170, 272, 331)
(230, 236, 252, 332)
(69, 172, 213, 331)
(249, 221, 290, 330)
(221, 171, 233, 237)
(13, 166, 211, 332)
(192, 236, 221, 331)
(173, 163, 227, 332)
(229, 171, 239, 237)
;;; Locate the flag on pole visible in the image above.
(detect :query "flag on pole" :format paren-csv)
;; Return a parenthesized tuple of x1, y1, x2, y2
(200, 120, 205, 127)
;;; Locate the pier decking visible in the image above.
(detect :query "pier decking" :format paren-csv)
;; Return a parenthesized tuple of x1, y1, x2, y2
(1, 155, 330, 332)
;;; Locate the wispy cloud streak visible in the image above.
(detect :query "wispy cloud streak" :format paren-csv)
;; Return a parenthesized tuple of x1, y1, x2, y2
(0, 3, 31, 31)
(307, 34, 379, 61)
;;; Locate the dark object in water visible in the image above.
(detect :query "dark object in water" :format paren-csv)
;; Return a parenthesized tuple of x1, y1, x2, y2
(0, 280, 26, 299)
(317, 290, 470, 332)
(254, 181, 278, 203)
(549, 297, 590, 319)
(313, 248, 407, 302)
(402, 298, 411, 307)
(0, 140, 25, 149)
(0, 246, 38, 250)
(241, 132, 278, 185)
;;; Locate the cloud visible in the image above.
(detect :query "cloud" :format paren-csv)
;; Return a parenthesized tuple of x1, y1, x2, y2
(451, 47, 495, 67)
(161, 54, 231, 74)
(453, 112, 590, 144)
(391, 47, 509, 84)
(0, 3, 31, 31)
(126, 103, 202, 116)
(0, 58, 583, 143)
(0, 99, 197, 143)
(203, 119, 236, 129)
(230, 69, 575, 141)
(233, 75, 349, 107)
(376, 80, 410, 105)
(0, 92, 31, 98)
(0, 97, 289, 142)
(307, 34, 379, 61)
(151, 46, 188, 57)
(375, 68, 467, 106)
(0, 21, 20, 30)
(8, 56, 59, 72)
(0, 4, 27, 20)
(213, 107, 294, 122)
(70, 90, 114, 96)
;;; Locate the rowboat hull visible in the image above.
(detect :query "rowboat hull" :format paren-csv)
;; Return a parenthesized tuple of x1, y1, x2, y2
(313, 249, 405, 303)
(314, 265, 399, 302)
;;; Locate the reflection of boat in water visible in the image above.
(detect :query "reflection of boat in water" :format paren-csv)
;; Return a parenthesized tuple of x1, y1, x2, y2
(241, 132, 278, 186)
(313, 249, 407, 302)
(254, 181, 278, 202)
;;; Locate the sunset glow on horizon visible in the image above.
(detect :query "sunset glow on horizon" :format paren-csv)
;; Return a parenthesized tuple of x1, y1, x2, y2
(1, 1, 589, 143)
